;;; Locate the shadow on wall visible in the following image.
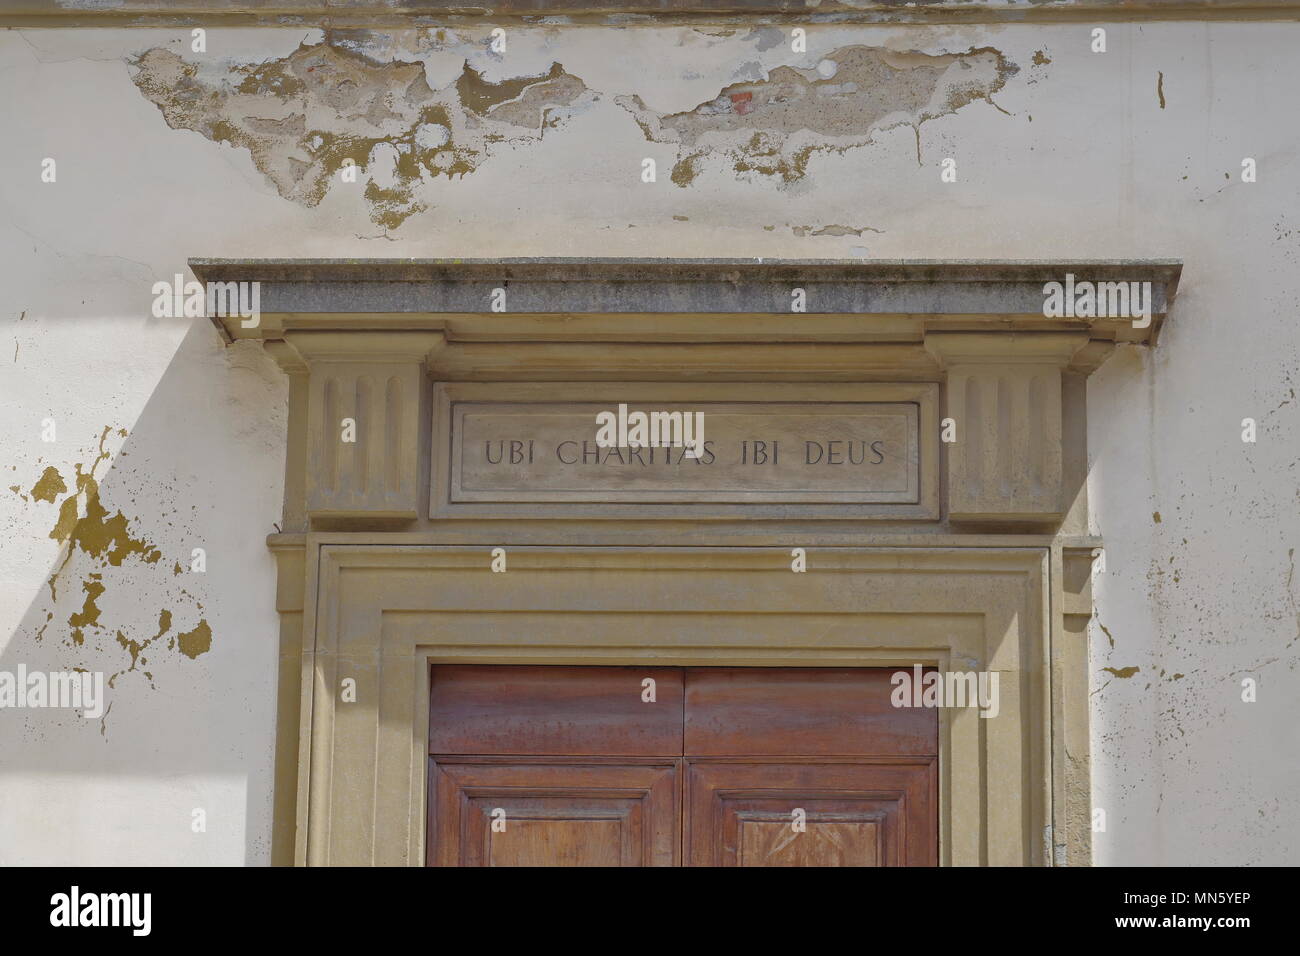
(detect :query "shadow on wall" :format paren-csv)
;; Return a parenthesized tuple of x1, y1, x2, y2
(0, 318, 285, 866)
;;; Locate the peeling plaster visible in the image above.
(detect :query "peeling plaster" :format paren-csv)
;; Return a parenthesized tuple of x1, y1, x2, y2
(13, 426, 214, 722)
(618, 45, 1018, 185)
(791, 223, 884, 237)
(175, 620, 213, 660)
(47, 430, 162, 575)
(128, 36, 1017, 223)
(130, 38, 596, 229)
(29, 466, 66, 503)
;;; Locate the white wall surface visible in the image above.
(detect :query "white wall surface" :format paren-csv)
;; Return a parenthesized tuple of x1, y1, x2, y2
(0, 21, 1296, 865)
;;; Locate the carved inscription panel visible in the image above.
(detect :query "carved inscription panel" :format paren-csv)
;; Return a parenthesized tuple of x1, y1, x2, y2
(431, 383, 938, 518)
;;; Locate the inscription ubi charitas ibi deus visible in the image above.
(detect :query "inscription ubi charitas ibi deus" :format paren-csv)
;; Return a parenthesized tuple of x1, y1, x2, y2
(450, 401, 920, 504)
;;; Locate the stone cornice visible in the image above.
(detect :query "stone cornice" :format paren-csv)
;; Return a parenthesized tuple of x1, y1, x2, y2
(6, 1, 1300, 26)
(191, 257, 1183, 285)
(192, 257, 1181, 351)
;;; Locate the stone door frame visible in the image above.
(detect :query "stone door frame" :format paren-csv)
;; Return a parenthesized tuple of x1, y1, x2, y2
(196, 257, 1181, 866)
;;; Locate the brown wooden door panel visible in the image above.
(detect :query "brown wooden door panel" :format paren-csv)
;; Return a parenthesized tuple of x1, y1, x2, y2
(427, 666, 940, 866)
(429, 664, 684, 756)
(684, 667, 938, 757)
(736, 813, 885, 867)
(684, 759, 938, 867)
(428, 758, 681, 866)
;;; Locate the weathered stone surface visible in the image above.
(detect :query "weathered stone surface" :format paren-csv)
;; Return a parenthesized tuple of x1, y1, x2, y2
(451, 400, 919, 503)
(191, 257, 1180, 328)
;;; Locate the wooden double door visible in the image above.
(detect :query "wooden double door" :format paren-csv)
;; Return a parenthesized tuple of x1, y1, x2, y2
(427, 665, 937, 866)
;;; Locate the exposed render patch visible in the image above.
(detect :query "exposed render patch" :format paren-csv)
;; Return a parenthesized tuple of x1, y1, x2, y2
(48, 439, 162, 574)
(749, 27, 785, 52)
(791, 223, 884, 237)
(175, 620, 213, 660)
(111, 609, 173, 689)
(16, 426, 212, 720)
(618, 45, 1018, 186)
(1103, 666, 1141, 678)
(29, 466, 66, 503)
(1157, 71, 1166, 109)
(130, 40, 595, 229)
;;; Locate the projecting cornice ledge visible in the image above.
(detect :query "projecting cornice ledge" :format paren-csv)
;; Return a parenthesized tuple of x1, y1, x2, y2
(191, 257, 1180, 526)
(8, 1, 1300, 26)
(193, 257, 1181, 354)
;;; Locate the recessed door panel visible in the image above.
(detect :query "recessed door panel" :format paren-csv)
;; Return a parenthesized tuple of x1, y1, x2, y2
(737, 815, 883, 867)
(429, 665, 683, 756)
(429, 758, 680, 867)
(684, 667, 938, 756)
(684, 759, 938, 867)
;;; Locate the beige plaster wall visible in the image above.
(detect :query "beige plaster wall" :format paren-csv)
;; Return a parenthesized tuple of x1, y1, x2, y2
(0, 18, 1296, 864)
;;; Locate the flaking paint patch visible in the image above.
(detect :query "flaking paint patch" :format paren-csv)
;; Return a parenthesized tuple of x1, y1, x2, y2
(67, 574, 105, 646)
(1104, 666, 1141, 678)
(174, 620, 213, 660)
(130, 39, 595, 229)
(617, 45, 1018, 186)
(110, 609, 172, 688)
(29, 466, 67, 504)
(48, 444, 162, 571)
(13, 426, 214, 723)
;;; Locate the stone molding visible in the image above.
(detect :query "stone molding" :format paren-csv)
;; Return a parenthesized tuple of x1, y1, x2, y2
(194, 258, 1178, 866)
(8, 1, 1300, 26)
(198, 258, 1178, 526)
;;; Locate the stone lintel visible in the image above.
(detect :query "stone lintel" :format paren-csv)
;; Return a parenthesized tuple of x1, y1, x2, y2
(192, 258, 1180, 347)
